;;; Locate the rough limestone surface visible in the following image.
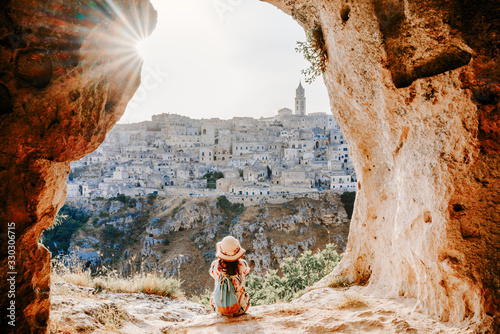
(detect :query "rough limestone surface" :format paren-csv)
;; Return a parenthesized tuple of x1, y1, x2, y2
(49, 282, 207, 333)
(264, 0, 499, 332)
(0, 0, 498, 333)
(165, 286, 473, 334)
(49, 282, 473, 333)
(0, 0, 156, 333)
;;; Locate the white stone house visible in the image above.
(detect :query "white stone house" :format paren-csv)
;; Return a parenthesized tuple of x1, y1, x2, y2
(67, 181, 81, 198)
(243, 166, 267, 182)
(230, 183, 270, 196)
(199, 147, 214, 164)
(330, 171, 357, 191)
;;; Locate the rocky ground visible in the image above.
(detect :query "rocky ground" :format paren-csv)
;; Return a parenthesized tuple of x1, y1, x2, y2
(49, 282, 207, 333)
(49, 281, 474, 334)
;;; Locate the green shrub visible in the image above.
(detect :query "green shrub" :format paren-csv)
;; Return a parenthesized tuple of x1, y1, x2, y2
(99, 210, 110, 218)
(217, 196, 245, 217)
(295, 28, 328, 84)
(102, 225, 124, 241)
(246, 244, 342, 305)
(109, 194, 131, 205)
(203, 171, 224, 189)
(40, 205, 90, 255)
(147, 193, 158, 205)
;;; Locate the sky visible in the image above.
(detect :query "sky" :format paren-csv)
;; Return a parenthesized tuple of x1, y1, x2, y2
(119, 0, 331, 123)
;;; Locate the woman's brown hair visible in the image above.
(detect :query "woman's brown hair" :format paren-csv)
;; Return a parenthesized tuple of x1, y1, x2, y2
(221, 259, 239, 276)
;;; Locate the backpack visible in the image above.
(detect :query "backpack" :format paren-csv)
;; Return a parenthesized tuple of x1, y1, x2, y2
(214, 274, 239, 315)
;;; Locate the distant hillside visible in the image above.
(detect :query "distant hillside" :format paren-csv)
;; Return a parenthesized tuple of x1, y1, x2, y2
(43, 192, 353, 296)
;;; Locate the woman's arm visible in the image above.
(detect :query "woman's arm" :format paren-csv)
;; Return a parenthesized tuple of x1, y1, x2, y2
(238, 259, 251, 277)
(209, 259, 221, 279)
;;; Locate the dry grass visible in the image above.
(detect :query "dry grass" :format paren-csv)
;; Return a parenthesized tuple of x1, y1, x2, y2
(52, 254, 183, 299)
(93, 273, 183, 298)
(51, 254, 93, 288)
(48, 303, 129, 333)
(86, 303, 130, 330)
(337, 292, 368, 310)
(327, 275, 351, 289)
(162, 326, 188, 334)
(47, 319, 79, 334)
(274, 304, 306, 316)
(189, 288, 212, 310)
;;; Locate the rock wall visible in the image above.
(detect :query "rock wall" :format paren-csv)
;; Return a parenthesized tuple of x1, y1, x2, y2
(264, 0, 499, 331)
(0, 0, 156, 332)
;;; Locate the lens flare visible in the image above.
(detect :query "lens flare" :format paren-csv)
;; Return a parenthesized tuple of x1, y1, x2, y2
(135, 38, 150, 59)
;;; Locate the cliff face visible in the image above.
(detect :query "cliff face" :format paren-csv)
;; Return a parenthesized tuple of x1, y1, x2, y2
(62, 193, 349, 296)
(264, 0, 499, 331)
(0, 0, 156, 332)
(0, 0, 498, 332)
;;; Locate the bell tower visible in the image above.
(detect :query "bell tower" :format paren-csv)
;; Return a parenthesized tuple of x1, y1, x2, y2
(295, 82, 306, 115)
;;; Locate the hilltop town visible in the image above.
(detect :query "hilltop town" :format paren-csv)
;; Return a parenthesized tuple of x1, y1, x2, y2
(68, 83, 357, 202)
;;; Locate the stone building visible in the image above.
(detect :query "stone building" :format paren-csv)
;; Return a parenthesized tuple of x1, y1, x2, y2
(295, 82, 306, 116)
(69, 84, 355, 198)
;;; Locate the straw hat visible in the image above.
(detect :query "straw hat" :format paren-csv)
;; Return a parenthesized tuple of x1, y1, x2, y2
(216, 236, 245, 262)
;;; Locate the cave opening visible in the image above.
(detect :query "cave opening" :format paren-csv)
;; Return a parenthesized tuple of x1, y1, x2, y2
(22, 0, 356, 331)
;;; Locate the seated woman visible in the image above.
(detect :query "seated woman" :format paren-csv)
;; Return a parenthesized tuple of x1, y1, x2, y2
(209, 236, 251, 316)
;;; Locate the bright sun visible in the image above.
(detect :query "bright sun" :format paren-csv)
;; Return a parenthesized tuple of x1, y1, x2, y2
(135, 38, 149, 59)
